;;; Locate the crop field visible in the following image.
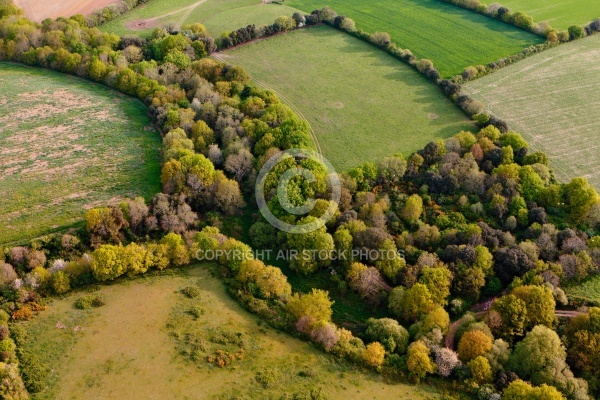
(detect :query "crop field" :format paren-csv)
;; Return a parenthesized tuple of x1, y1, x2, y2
(287, 0, 542, 77)
(465, 33, 600, 189)
(494, 0, 600, 30)
(567, 275, 600, 306)
(101, 0, 299, 38)
(0, 63, 161, 244)
(13, 0, 117, 22)
(18, 265, 441, 399)
(218, 25, 474, 171)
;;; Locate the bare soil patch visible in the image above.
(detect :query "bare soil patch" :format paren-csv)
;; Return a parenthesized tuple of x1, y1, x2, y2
(14, 0, 119, 22)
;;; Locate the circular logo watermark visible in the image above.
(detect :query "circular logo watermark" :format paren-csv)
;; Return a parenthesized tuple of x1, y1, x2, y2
(255, 148, 341, 234)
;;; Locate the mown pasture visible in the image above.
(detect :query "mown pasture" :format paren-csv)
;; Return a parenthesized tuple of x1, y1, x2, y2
(465, 33, 600, 189)
(17, 265, 442, 399)
(0, 63, 161, 244)
(219, 25, 474, 171)
(101, 0, 299, 38)
(287, 0, 543, 77)
(494, 0, 600, 30)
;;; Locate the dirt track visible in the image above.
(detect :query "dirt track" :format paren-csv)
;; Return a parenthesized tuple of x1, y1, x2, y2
(125, 0, 207, 31)
(14, 0, 118, 22)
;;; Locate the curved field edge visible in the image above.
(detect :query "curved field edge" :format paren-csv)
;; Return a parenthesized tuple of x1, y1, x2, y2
(489, 0, 600, 30)
(100, 0, 300, 38)
(464, 33, 600, 190)
(17, 265, 442, 399)
(219, 25, 475, 171)
(0, 63, 162, 245)
(287, 0, 543, 77)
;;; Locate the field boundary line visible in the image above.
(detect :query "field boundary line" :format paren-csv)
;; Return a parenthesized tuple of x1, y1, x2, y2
(212, 53, 323, 158)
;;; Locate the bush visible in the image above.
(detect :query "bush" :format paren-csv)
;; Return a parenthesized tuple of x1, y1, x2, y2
(0, 362, 28, 399)
(181, 286, 201, 298)
(255, 368, 278, 388)
(74, 294, 105, 309)
(0, 339, 15, 352)
(51, 270, 71, 294)
(568, 25, 585, 40)
(189, 305, 205, 318)
(0, 326, 8, 340)
(16, 349, 49, 394)
(365, 318, 409, 354)
(361, 342, 386, 368)
(370, 32, 391, 47)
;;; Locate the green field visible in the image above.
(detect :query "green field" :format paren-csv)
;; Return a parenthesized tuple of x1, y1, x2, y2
(18, 265, 442, 399)
(287, 0, 542, 77)
(0, 63, 161, 244)
(219, 25, 474, 171)
(494, 0, 600, 30)
(567, 275, 600, 305)
(101, 0, 299, 38)
(464, 33, 600, 189)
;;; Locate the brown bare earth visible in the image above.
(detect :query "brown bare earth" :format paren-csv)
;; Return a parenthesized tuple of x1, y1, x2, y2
(14, 0, 118, 22)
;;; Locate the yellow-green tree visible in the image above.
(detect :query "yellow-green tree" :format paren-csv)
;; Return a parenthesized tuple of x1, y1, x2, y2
(407, 340, 436, 381)
(361, 342, 385, 368)
(458, 330, 492, 362)
(287, 289, 333, 325)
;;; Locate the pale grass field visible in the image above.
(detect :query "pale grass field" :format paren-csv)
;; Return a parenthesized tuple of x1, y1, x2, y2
(21, 266, 443, 399)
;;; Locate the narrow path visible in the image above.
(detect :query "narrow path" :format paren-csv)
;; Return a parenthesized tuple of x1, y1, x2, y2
(175, 0, 205, 28)
(212, 53, 323, 158)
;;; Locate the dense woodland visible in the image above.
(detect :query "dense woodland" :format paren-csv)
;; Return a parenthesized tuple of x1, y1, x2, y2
(0, 0, 599, 399)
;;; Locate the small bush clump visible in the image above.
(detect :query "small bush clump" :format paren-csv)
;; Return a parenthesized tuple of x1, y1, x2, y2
(255, 368, 278, 388)
(74, 294, 105, 309)
(181, 286, 201, 298)
(208, 327, 248, 347)
(189, 305, 205, 319)
(207, 349, 244, 368)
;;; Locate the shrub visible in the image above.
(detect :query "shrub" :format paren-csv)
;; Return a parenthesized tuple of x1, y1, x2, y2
(255, 368, 278, 388)
(74, 294, 105, 309)
(189, 305, 205, 318)
(181, 286, 201, 298)
(15, 349, 49, 394)
(510, 12, 534, 30)
(416, 59, 434, 73)
(370, 32, 391, 47)
(361, 342, 386, 368)
(434, 347, 460, 377)
(51, 271, 71, 294)
(0, 326, 8, 341)
(365, 318, 409, 354)
(0, 339, 15, 352)
(0, 310, 9, 326)
(462, 66, 478, 81)
(0, 362, 28, 398)
(310, 323, 339, 351)
(469, 356, 493, 384)
(568, 25, 584, 40)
